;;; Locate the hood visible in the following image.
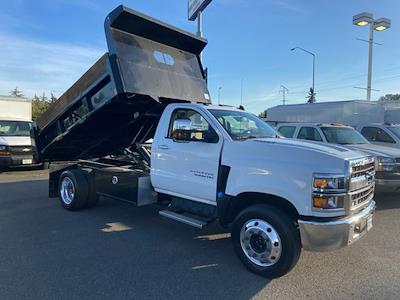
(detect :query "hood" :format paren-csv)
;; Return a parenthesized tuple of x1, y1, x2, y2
(252, 138, 364, 160)
(346, 143, 400, 158)
(0, 136, 32, 146)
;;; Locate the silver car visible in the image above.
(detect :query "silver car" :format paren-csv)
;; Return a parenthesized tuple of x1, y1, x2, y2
(277, 123, 400, 192)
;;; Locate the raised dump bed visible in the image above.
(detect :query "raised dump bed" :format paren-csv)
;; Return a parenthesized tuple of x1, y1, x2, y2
(36, 5, 210, 161)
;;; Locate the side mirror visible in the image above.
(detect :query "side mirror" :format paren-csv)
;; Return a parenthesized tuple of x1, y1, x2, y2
(171, 118, 219, 143)
(173, 119, 192, 131)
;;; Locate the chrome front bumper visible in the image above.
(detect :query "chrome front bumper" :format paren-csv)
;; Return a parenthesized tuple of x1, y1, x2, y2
(298, 200, 376, 252)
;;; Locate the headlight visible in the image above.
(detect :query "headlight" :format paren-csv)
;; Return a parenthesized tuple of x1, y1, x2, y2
(376, 156, 396, 172)
(313, 175, 346, 191)
(313, 174, 346, 210)
(0, 145, 10, 156)
(313, 195, 345, 209)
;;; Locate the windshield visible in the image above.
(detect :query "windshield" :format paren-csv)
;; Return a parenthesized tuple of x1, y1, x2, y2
(388, 126, 400, 139)
(209, 109, 278, 140)
(321, 127, 369, 145)
(0, 121, 33, 137)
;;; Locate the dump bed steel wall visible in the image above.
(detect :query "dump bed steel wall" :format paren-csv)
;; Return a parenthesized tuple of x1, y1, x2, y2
(36, 5, 210, 161)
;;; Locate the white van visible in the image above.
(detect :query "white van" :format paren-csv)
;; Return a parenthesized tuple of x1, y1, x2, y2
(0, 96, 42, 171)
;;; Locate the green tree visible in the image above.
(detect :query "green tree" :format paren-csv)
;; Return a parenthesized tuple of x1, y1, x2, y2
(40, 92, 48, 102)
(50, 92, 58, 103)
(379, 94, 400, 101)
(10, 86, 24, 97)
(32, 93, 51, 121)
(306, 87, 316, 103)
(258, 111, 267, 118)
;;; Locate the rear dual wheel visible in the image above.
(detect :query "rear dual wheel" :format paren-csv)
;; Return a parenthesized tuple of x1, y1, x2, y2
(232, 204, 301, 278)
(59, 169, 98, 210)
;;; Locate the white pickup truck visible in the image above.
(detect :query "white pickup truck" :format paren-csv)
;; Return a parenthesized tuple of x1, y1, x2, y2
(37, 6, 376, 278)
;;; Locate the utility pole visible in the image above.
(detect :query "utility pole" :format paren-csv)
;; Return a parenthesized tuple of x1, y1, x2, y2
(218, 87, 222, 105)
(279, 85, 289, 105)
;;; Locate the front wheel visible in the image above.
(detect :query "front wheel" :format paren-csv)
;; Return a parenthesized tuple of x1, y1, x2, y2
(231, 204, 301, 278)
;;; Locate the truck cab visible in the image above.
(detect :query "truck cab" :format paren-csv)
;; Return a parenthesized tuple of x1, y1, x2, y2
(36, 6, 376, 278)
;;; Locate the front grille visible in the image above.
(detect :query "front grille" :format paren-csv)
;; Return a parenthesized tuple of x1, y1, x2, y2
(351, 162, 374, 178)
(9, 146, 33, 156)
(350, 185, 374, 209)
(348, 157, 375, 213)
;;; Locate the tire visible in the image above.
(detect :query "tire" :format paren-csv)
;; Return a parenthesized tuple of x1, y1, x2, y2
(81, 168, 99, 208)
(231, 204, 301, 278)
(59, 169, 89, 210)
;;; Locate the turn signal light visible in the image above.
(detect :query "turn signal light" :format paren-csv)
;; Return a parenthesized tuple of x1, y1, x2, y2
(0, 150, 11, 156)
(313, 197, 328, 208)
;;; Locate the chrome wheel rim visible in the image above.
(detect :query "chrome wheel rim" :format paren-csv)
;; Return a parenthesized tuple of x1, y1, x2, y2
(60, 177, 75, 205)
(240, 219, 282, 267)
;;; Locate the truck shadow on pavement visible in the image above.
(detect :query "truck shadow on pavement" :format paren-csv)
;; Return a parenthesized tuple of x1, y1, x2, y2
(0, 179, 270, 300)
(91, 197, 272, 299)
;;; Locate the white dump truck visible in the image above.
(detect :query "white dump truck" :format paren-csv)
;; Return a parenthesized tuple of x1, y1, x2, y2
(0, 96, 42, 170)
(35, 6, 376, 278)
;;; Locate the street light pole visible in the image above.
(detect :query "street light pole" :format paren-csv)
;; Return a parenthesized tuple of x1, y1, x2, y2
(291, 47, 316, 95)
(353, 12, 391, 101)
(218, 87, 222, 105)
(367, 23, 374, 101)
(197, 11, 203, 62)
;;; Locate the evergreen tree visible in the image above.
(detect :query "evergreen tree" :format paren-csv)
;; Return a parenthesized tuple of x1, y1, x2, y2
(10, 86, 24, 97)
(306, 87, 316, 103)
(40, 92, 48, 102)
(379, 94, 400, 101)
(50, 92, 58, 103)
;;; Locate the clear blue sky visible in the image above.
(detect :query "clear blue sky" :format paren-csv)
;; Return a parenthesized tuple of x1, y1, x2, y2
(0, 0, 399, 113)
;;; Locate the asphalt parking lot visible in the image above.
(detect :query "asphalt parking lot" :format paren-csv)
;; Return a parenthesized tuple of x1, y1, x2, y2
(0, 170, 399, 300)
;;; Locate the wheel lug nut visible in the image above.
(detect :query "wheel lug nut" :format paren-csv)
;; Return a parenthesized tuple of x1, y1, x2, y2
(267, 228, 272, 232)
(274, 242, 279, 247)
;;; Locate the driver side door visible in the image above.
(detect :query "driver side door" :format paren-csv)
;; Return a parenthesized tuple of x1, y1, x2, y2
(151, 108, 223, 205)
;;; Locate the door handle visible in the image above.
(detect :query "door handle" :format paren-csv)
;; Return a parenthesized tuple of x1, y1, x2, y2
(159, 145, 169, 150)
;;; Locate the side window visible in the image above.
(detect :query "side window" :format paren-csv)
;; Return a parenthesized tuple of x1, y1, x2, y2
(278, 126, 296, 138)
(297, 127, 323, 142)
(168, 109, 217, 143)
(361, 127, 395, 143)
